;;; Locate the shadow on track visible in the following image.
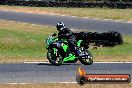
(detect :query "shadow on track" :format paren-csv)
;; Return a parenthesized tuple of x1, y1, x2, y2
(37, 63, 82, 66)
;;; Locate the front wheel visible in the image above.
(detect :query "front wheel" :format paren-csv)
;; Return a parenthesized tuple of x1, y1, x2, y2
(79, 50, 93, 65)
(47, 48, 63, 66)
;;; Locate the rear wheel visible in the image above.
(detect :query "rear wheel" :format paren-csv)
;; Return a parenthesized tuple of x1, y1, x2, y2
(79, 50, 93, 65)
(47, 48, 63, 66)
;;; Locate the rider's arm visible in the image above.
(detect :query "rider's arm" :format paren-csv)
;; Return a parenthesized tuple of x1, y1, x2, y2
(58, 33, 70, 39)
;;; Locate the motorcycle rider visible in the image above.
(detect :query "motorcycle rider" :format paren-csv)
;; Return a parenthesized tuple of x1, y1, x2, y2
(56, 22, 82, 56)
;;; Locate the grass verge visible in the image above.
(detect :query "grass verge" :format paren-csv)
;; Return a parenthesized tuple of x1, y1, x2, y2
(0, 83, 132, 88)
(0, 5, 132, 21)
(0, 20, 57, 63)
(0, 20, 132, 63)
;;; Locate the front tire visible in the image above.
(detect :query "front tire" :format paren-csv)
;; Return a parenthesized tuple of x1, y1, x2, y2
(79, 50, 93, 65)
(47, 48, 63, 66)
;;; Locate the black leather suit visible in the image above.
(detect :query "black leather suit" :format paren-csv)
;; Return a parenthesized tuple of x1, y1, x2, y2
(58, 27, 77, 52)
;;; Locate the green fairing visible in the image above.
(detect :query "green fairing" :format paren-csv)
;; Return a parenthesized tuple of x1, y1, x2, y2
(63, 54, 76, 62)
(47, 37, 58, 45)
(77, 40, 83, 47)
(53, 48, 56, 55)
(62, 44, 68, 52)
(46, 37, 58, 48)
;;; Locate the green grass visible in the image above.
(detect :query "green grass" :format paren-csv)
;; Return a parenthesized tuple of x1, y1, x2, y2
(0, 20, 132, 62)
(91, 36, 132, 56)
(0, 29, 46, 58)
(0, 28, 57, 58)
(0, 5, 132, 21)
(0, 20, 57, 62)
(90, 35, 132, 61)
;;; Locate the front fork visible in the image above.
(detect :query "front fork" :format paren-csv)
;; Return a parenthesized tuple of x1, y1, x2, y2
(53, 48, 58, 56)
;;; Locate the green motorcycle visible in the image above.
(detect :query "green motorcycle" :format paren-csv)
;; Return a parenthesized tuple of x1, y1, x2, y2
(46, 33, 93, 66)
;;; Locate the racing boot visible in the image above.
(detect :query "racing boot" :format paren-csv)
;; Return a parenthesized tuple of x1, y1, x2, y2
(75, 47, 85, 57)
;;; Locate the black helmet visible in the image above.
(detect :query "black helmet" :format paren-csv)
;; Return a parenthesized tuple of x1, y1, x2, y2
(56, 22, 65, 31)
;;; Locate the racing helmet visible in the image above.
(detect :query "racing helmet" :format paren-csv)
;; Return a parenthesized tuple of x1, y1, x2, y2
(56, 22, 65, 31)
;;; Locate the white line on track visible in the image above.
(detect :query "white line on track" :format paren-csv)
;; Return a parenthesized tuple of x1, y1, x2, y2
(1, 9, 9, 12)
(1, 10, 68, 17)
(93, 18, 101, 20)
(3, 83, 29, 85)
(50, 82, 77, 83)
(94, 62, 132, 63)
(103, 19, 114, 21)
(24, 61, 49, 64)
(0, 19, 75, 32)
(127, 21, 132, 23)
(71, 16, 77, 18)
(24, 61, 132, 64)
(83, 17, 89, 19)
(3, 82, 77, 84)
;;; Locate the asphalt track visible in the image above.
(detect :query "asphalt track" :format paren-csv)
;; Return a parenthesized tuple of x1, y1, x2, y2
(0, 10, 132, 35)
(0, 10, 132, 83)
(0, 62, 132, 83)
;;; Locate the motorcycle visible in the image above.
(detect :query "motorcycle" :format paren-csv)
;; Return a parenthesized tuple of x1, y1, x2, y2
(45, 33, 93, 66)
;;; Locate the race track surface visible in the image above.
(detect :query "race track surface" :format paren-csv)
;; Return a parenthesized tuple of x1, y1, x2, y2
(0, 62, 131, 83)
(0, 10, 132, 35)
(0, 10, 132, 83)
